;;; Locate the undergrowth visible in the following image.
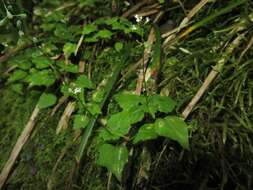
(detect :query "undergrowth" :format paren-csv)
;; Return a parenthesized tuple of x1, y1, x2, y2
(0, 0, 253, 190)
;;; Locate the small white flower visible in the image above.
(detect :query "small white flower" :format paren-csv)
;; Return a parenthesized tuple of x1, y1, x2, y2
(74, 87, 82, 94)
(134, 14, 143, 23)
(18, 30, 24, 36)
(131, 24, 137, 31)
(144, 17, 150, 24)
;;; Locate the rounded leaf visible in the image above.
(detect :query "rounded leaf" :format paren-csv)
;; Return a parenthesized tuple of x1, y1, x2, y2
(73, 114, 89, 129)
(38, 93, 57, 109)
(115, 42, 123, 52)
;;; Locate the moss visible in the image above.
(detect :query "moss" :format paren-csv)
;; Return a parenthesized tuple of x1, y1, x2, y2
(0, 86, 106, 189)
(0, 88, 39, 169)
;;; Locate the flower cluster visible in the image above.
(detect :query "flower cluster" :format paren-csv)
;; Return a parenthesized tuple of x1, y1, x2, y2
(68, 87, 82, 95)
(134, 14, 150, 24)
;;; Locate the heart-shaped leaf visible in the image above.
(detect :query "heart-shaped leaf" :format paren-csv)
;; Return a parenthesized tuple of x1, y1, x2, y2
(97, 144, 128, 181)
(147, 95, 176, 117)
(106, 106, 144, 139)
(114, 93, 145, 111)
(133, 123, 158, 144)
(83, 24, 97, 35)
(95, 29, 113, 39)
(155, 116, 189, 149)
(75, 75, 94, 89)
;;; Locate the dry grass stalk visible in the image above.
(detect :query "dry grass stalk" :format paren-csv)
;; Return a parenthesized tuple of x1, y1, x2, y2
(182, 33, 246, 119)
(56, 101, 76, 135)
(135, 9, 159, 17)
(162, 0, 210, 41)
(0, 105, 40, 189)
(79, 60, 85, 73)
(121, 0, 150, 18)
(238, 33, 253, 63)
(50, 96, 68, 117)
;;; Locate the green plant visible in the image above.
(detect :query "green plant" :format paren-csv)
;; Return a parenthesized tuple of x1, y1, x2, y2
(0, 0, 203, 188)
(96, 92, 189, 180)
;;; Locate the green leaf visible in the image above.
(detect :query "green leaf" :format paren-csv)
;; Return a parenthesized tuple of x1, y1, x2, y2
(10, 83, 23, 95)
(97, 144, 128, 181)
(84, 36, 98, 42)
(128, 106, 145, 124)
(73, 114, 89, 129)
(92, 89, 105, 103)
(57, 61, 79, 73)
(106, 112, 131, 138)
(150, 25, 161, 68)
(26, 70, 56, 86)
(75, 75, 94, 89)
(103, 17, 119, 26)
(106, 106, 144, 139)
(147, 95, 176, 117)
(83, 24, 97, 35)
(87, 103, 101, 115)
(8, 70, 27, 83)
(114, 93, 145, 111)
(41, 42, 58, 55)
(80, 0, 96, 6)
(114, 42, 123, 52)
(32, 56, 54, 69)
(155, 116, 189, 149)
(60, 84, 71, 96)
(133, 123, 158, 144)
(95, 29, 113, 39)
(54, 24, 73, 40)
(63, 43, 77, 58)
(14, 59, 32, 70)
(98, 128, 119, 141)
(111, 20, 128, 32)
(0, 17, 8, 27)
(38, 93, 57, 109)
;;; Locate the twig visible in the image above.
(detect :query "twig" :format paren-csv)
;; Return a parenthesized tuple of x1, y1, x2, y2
(45, 2, 76, 17)
(107, 172, 112, 190)
(75, 33, 84, 56)
(135, 28, 155, 95)
(177, 0, 187, 16)
(0, 105, 40, 189)
(0, 43, 31, 64)
(79, 60, 85, 73)
(56, 101, 76, 135)
(181, 70, 219, 119)
(121, 0, 150, 18)
(50, 96, 68, 117)
(238, 33, 253, 63)
(162, 0, 210, 40)
(135, 9, 159, 17)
